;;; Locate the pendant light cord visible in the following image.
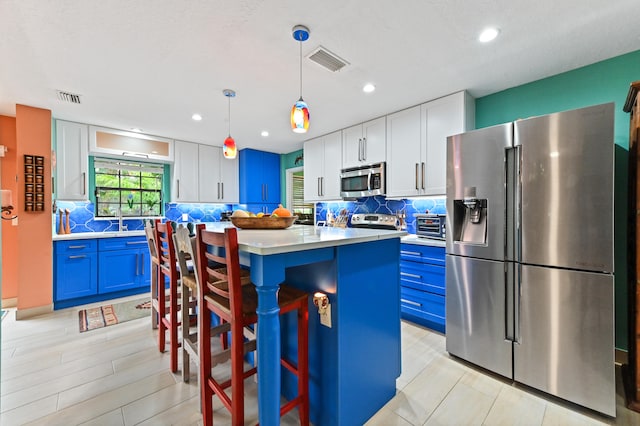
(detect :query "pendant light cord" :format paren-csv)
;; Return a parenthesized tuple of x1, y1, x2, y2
(228, 95, 231, 137)
(299, 40, 303, 99)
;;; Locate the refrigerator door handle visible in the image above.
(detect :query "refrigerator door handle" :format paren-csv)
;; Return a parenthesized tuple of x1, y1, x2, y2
(505, 262, 514, 342)
(514, 263, 522, 344)
(514, 145, 523, 262)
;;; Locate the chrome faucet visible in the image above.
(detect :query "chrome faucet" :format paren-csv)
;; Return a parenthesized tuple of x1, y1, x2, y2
(118, 207, 128, 232)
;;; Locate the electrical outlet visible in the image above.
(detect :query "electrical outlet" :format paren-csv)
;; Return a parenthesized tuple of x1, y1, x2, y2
(181, 213, 189, 221)
(12, 217, 18, 226)
(320, 303, 332, 328)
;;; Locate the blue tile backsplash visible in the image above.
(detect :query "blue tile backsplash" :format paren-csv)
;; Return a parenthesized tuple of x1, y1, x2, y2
(54, 201, 233, 234)
(314, 195, 446, 234)
(55, 196, 445, 235)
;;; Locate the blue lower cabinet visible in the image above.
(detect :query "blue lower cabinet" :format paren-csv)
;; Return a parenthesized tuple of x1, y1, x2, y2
(54, 236, 150, 309)
(98, 236, 150, 293)
(400, 242, 446, 332)
(54, 239, 98, 302)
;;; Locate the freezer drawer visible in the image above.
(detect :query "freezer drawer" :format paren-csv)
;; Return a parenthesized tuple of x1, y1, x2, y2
(445, 255, 512, 378)
(514, 265, 615, 417)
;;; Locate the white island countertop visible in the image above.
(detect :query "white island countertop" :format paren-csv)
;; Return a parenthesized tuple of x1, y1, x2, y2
(204, 223, 407, 255)
(52, 230, 146, 241)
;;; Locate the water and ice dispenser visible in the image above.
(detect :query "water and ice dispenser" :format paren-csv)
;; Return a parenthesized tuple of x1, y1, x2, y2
(452, 186, 488, 244)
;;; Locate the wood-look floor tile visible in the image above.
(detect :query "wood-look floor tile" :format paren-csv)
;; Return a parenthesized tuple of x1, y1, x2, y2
(425, 381, 494, 425)
(79, 408, 125, 426)
(134, 395, 203, 426)
(122, 379, 198, 425)
(365, 406, 414, 425)
(0, 394, 59, 426)
(483, 384, 547, 425)
(542, 401, 608, 426)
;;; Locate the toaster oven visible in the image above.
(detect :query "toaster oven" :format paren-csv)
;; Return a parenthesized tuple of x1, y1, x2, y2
(415, 214, 446, 239)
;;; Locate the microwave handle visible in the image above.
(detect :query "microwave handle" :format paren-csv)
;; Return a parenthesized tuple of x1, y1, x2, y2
(367, 171, 372, 191)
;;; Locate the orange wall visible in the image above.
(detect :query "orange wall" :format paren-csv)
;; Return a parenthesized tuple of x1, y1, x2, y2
(15, 105, 52, 311)
(0, 115, 18, 301)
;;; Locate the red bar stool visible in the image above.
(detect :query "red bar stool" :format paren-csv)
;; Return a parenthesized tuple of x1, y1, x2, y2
(154, 219, 181, 373)
(195, 226, 310, 426)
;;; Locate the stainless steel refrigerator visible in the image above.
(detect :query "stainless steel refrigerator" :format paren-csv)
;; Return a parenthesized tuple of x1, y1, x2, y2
(445, 103, 616, 416)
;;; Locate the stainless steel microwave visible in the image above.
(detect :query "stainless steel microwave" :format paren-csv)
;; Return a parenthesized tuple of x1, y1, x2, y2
(340, 162, 386, 199)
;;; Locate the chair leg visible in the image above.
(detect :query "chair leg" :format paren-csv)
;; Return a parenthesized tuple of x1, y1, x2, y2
(182, 283, 190, 382)
(158, 274, 166, 353)
(231, 316, 246, 426)
(151, 264, 158, 329)
(200, 300, 213, 425)
(170, 280, 179, 373)
(298, 304, 310, 426)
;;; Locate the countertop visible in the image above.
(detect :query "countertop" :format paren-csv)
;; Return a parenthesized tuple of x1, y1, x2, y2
(52, 230, 146, 241)
(401, 234, 446, 247)
(52, 225, 408, 255)
(204, 223, 407, 255)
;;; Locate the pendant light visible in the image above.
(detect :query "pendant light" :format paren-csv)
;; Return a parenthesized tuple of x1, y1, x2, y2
(291, 25, 310, 133)
(222, 89, 237, 159)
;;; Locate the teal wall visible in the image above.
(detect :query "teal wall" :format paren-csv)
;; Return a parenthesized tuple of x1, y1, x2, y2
(280, 149, 304, 208)
(475, 49, 640, 350)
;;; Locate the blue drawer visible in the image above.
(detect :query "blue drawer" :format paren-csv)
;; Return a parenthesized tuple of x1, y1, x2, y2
(400, 261, 445, 295)
(98, 235, 148, 251)
(400, 286, 445, 332)
(400, 243, 445, 266)
(55, 239, 97, 254)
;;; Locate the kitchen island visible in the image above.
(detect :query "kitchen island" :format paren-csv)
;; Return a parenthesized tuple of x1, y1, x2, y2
(204, 223, 406, 426)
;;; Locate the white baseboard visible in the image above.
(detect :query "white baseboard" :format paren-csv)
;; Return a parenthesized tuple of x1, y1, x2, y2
(2, 298, 18, 308)
(16, 304, 53, 320)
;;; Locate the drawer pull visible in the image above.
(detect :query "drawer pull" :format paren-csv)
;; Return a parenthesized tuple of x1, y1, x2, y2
(68, 255, 86, 259)
(68, 245, 87, 249)
(401, 298, 422, 307)
(126, 241, 147, 245)
(401, 272, 422, 279)
(401, 250, 421, 256)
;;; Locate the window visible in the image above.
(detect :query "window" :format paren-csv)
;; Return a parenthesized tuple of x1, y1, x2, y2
(94, 158, 163, 217)
(291, 172, 314, 217)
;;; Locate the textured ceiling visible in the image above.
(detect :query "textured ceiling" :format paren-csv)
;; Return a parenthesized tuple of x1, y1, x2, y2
(1, 0, 639, 154)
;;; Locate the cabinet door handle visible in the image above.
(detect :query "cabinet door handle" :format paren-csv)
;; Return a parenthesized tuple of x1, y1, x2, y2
(177, 179, 180, 199)
(217, 182, 220, 199)
(265, 184, 268, 201)
(220, 182, 224, 200)
(401, 298, 422, 307)
(401, 250, 421, 256)
(68, 245, 87, 249)
(126, 241, 147, 245)
(317, 177, 321, 196)
(401, 272, 422, 279)
(321, 177, 324, 196)
(82, 172, 86, 195)
(68, 255, 86, 259)
(136, 253, 140, 275)
(415, 163, 419, 190)
(421, 162, 426, 189)
(362, 137, 367, 161)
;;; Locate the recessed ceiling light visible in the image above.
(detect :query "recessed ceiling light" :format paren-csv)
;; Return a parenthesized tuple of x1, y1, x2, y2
(261, 131, 269, 137)
(192, 113, 202, 121)
(131, 128, 142, 132)
(478, 27, 500, 43)
(363, 83, 376, 93)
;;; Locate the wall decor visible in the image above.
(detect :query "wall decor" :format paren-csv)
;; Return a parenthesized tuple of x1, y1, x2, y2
(24, 154, 45, 212)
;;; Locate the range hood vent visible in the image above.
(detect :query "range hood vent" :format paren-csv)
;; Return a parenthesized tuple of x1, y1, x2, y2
(57, 90, 82, 104)
(307, 46, 349, 72)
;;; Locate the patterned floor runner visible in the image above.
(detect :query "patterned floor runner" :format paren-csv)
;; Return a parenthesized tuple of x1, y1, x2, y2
(78, 298, 150, 332)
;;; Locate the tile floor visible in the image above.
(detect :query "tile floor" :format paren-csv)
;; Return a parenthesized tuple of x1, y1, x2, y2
(1, 294, 639, 425)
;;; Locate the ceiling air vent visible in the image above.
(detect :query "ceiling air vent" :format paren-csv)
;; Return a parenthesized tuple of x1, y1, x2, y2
(307, 46, 349, 72)
(56, 90, 81, 104)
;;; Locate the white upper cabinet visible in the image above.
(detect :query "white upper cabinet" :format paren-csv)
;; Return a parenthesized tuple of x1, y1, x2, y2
(198, 145, 239, 203)
(56, 120, 89, 200)
(89, 126, 174, 163)
(342, 116, 386, 168)
(387, 91, 475, 197)
(173, 140, 200, 202)
(304, 130, 342, 202)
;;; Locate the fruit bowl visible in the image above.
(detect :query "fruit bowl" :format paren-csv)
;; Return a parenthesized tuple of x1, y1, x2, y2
(230, 215, 298, 230)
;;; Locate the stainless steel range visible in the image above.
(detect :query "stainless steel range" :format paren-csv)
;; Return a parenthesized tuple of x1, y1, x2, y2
(350, 213, 398, 230)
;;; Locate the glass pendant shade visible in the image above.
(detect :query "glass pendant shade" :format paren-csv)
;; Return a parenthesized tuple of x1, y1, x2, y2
(223, 136, 237, 159)
(291, 98, 310, 133)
